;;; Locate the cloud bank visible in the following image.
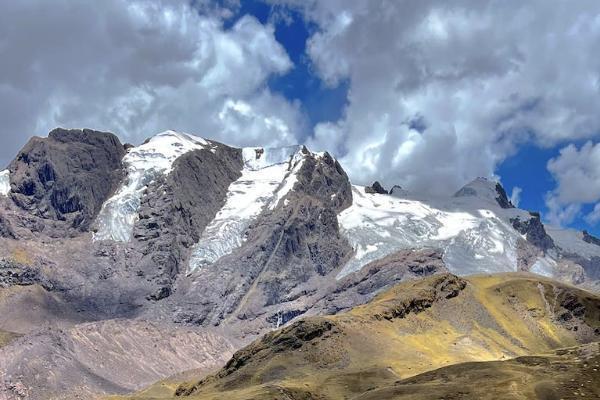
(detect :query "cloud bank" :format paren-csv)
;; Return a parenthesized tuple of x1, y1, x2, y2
(546, 142, 600, 225)
(2, 0, 600, 228)
(279, 0, 600, 200)
(0, 0, 303, 167)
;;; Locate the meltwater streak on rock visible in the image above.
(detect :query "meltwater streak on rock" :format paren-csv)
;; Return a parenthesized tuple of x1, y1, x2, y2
(188, 145, 305, 272)
(0, 170, 9, 196)
(94, 131, 210, 242)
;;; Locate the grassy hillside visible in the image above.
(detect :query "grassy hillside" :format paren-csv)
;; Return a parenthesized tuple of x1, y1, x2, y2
(356, 342, 600, 399)
(109, 273, 600, 400)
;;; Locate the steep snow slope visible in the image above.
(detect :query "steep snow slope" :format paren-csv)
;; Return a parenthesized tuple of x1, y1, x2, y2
(94, 131, 212, 241)
(89, 130, 598, 284)
(0, 170, 9, 196)
(547, 227, 600, 259)
(188, 146, 306, 271)
(338, 181, 540, 278)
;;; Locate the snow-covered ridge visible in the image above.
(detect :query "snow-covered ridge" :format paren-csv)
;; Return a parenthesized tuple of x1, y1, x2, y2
(547, 226, 600, 259)
(189, 145, 307, 272)
(0, 170, 10, 196)
(454, 177, 500, 201)
(94, 130, 212, 242)
(337, 183, 534, 279)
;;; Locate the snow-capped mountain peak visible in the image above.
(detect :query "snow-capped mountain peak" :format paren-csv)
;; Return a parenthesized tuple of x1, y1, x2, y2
(453, 177, 514, 209)
(129, 130, 212, 172)
(94, 130, 212, 242)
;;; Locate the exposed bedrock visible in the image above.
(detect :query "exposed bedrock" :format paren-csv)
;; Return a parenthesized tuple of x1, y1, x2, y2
(364, 181, 388, 194)
(168, 151, 354, 327)
(511, 212, 555, 252)
(8, 128, 126, 232)
(494, 182, 515, 209)
(583, 230, 600, 247)
(131, 143, 243, 299)
(314, 248, 449, 315)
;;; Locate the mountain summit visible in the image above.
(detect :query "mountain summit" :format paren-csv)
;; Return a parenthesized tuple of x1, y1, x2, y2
(0, 129, 599, 399)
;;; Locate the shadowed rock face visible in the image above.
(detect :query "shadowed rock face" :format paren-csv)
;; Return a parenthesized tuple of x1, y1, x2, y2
(168, 150, 354, 327)
(583, 230, 600, 247)
(494, 182, 514, 209)
(8, 128, 126, 231)
(365, 181, 388, 194)
(131, 144, 243, 299)
(511, 213, 555, 252)
(315, 248, 449, 314)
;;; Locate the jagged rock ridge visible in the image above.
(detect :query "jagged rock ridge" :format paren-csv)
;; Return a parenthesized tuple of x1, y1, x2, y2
(1, 128, 600, 400)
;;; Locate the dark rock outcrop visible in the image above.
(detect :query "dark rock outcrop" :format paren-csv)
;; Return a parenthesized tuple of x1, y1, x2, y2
(0, 259, 40, 287)
(132, 143, 243, 297)
(511, 214, 555, 252)
(8, 128, 126, 231)
(583, 230, 600, 247)
(494, 183, 514, 209)
(365, 181, 388, 194)
(0, 213, 16, 239)
(389, 185, 403, 195)
(170, 150, 354, 325)
(316, 249, 448, 314)
(369, 274, 467, 321)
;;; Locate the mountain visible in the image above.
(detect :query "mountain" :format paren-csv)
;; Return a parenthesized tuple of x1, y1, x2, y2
(0, 128, 599, 399)
(115, 273, 600, 400)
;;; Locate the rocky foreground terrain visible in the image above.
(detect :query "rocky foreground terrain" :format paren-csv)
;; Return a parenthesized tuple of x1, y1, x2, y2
(120, 273, 600, 400)
(0, 129, 599, 399)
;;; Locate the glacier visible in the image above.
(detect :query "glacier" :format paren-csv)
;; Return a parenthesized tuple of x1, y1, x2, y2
(337, 183, 534, 278)
(188, 146, 305, 272)
(94, 131, 211, 242)
(0, 170, 9, 196)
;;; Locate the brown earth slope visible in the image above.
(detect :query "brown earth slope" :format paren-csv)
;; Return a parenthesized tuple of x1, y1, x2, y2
(111, 273, 600, 400)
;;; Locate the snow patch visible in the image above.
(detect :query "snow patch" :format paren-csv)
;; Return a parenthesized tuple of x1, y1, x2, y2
(269, 150, 305, 210)
(530, 256, 557, 277)
(189, 146, 306, 271)
(338, 186, 523, 279)
(94, 130, 210, 242)
(0, 170, 10, 196)
(547, 226, 600, 260)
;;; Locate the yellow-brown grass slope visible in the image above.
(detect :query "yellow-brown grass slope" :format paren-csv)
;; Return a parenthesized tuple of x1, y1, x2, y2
(114, 273, 600, 400)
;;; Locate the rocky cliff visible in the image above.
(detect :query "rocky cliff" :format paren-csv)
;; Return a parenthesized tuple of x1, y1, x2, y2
(1, 128, 600, 399)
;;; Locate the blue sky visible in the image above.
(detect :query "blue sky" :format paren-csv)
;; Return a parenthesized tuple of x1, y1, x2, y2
(228, 0, 600, 235)
(227, 0, 349, 130)
(2, 0, 599, 236)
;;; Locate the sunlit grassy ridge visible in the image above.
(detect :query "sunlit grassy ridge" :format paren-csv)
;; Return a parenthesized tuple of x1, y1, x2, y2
(109, 273, 600, 400)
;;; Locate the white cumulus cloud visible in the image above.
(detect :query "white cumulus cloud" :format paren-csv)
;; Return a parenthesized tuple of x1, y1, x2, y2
(510, 187, 522, 208)
(0, 0, 303, 167)
(545, 141, 600, 226)
(275, 0, 600, 196)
